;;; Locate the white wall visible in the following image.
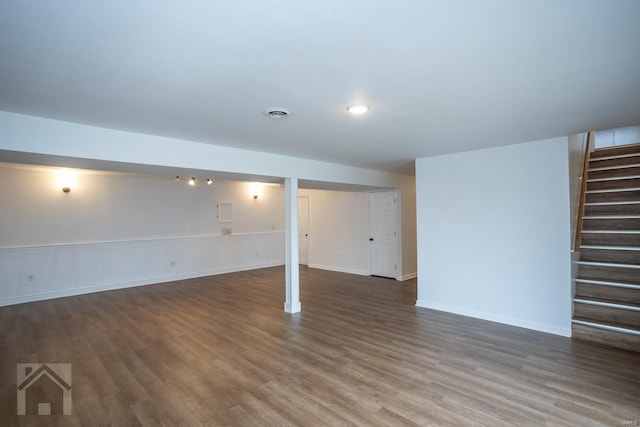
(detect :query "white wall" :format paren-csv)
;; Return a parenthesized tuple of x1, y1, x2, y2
(303, 189, 370, 276)
(0, 165, 285, 306)
(415, 137, 572, 336)
(595, 125, 640, 149)
(0, 166, 285, 246)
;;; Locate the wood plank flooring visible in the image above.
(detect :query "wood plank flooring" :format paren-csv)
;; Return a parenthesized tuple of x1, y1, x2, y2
(1, 266, 639, 426)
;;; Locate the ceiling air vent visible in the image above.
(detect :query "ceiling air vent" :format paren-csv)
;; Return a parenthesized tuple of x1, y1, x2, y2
(263, 108, 292, 119)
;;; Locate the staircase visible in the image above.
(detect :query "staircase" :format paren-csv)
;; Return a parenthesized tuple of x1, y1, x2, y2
(572, 143, 640, 352)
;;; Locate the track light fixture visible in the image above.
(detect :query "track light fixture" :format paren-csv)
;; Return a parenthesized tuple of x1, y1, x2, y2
(175, 176, 213, 187)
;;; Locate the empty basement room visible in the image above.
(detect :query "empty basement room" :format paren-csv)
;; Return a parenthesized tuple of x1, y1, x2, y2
(1, 0, 640, 425)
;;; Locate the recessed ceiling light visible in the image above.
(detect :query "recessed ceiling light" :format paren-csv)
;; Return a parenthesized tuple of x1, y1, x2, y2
(263, 108, 292, 119)
(346, 105, 369, 115)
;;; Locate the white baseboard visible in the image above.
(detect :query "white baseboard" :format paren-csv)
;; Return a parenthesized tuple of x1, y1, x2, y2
(398, 272, 417, 281)
(0, 261, 283, 307)
(307, 263, 369, 276)
(415, 300, 571, 337)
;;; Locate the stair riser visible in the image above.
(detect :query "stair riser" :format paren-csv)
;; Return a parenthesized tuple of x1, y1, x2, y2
(582, 218, 640, 231)
(578, 264, 640, 285)
(580, 249, 640, 264)
(574, 303, 640, 329)
(576, 283, 640, 305)
(580, 233, 640, 246)
(587, 177, 640, 191)
(584, 203, 640, 216)
(588, 166, 640, 180)
(589, 155, 640, 169)
(590, 144, 640, 159)
(572, 323, 640, 352)
(585, 191, 640, 203)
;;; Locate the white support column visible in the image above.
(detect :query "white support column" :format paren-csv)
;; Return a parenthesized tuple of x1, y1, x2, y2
(284, 177, 301, 313)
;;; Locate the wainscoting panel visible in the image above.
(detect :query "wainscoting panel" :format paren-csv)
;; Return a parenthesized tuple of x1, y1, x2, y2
(0, 232, 285, 306)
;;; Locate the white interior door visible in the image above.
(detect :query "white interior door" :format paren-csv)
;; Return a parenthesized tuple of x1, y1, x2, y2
(369, 190, 398, 278)
(298, 195, 309, 265)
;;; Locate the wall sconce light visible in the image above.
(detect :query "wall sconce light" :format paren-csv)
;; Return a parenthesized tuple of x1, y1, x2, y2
(207, 179, 213, 185)
(175, 176, 181, 182)
(249, 182, 263, 200)
(56, 169, 76, 194)
(188, 177, 197, 186)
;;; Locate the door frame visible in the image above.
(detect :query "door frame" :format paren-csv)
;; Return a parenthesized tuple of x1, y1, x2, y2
(368, 189, 402, 280)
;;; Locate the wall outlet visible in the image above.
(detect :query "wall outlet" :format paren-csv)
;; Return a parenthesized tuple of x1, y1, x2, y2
(256, 251, 259, 258)
(170, 261, 176, 267)
(27, 274, 34, 282)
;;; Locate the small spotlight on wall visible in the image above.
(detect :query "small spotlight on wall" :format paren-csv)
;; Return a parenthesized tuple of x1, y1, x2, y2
(188, 177, 197, 186)
(253, 194, 258, 199)
(62, 186, 71, 193)
(207, 179, 213, 185)
(175, 176, 180, 182)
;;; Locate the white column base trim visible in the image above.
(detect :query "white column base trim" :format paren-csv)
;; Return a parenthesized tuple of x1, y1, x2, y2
(284, 301, 301, 313)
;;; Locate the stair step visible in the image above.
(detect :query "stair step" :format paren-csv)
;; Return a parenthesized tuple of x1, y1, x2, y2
(572, 321, 640, 352)
(579, 247, 640, 264)
(576, 280, 640, 304)
(574, 298, 640, 329)
(577, 262, 640, 285)
(587, 177, 640, 191)
(589, 153, 640, 169)
(580, 231, 640, 246)
(582, 217, 640, 231)
(584, 202, 640, 216)
(588, 166, 640, 180)
(585, 190, 640, 203)
(574, 296, 640, 310)
(590, 143, 640, 159)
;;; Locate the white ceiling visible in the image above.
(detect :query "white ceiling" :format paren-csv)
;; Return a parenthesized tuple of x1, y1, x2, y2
(1, 0, 639, 175)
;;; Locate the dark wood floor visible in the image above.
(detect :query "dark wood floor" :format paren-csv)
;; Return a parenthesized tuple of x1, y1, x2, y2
(1, 267, 639, 426)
